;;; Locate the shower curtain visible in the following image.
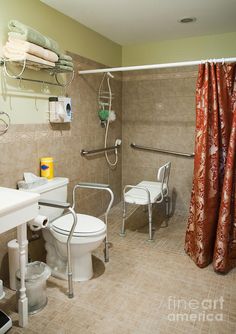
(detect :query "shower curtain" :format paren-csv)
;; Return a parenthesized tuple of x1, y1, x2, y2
(185, 62, 236, 273)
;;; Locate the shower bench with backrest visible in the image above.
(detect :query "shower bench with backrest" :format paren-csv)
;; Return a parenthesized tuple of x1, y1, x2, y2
(120, 162, 171, 241)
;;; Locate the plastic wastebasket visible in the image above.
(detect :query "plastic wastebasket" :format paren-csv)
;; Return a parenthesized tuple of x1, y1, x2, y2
(16, 261, 51, 314)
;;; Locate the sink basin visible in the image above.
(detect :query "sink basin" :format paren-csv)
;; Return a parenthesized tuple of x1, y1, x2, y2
(0, 187, 40, 234)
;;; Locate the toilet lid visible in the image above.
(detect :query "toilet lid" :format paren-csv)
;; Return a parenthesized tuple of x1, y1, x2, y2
(51, 213, 106, 237)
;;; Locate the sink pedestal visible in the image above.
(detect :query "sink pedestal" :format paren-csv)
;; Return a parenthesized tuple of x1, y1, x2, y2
(0, 187, 40, 327)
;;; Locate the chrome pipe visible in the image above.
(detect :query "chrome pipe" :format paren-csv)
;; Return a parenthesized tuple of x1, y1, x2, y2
(81, 144, 120, 156)
(39, 199, 71, 209)
(67, 207, 77, 298)
(79, 57, 236, 75)
(72, 182, 110, 209)
(13, 76, 62, 87)
(38, 200, 78, 298)
(130, 143, 194, 158)
(72, 182, 114, 262)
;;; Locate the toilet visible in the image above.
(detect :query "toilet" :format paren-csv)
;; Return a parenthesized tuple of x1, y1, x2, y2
(28, 177, 106, 282)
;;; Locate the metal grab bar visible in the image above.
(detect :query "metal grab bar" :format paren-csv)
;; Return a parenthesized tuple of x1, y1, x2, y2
(38, 199, 77, 298)
(81, 144, 120, 156)
(130, 143, 195, 158)
(72, 182, 114, 262)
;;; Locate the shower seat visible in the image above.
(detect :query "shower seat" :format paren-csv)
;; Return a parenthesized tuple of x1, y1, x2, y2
(120, 162, 171, 241)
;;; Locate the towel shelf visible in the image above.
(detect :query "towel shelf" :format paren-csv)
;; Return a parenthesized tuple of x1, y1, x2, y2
(130, 143, 195, 158)
(0, 58, 74, 88)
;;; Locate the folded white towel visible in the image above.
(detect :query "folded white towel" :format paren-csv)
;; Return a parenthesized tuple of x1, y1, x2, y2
(3, 45, 55, 68)
(8, 20, 60, 54)
(7, 36, 58, 62)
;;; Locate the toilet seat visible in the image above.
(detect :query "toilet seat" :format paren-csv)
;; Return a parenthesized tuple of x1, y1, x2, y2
(51, 213, 106, 237)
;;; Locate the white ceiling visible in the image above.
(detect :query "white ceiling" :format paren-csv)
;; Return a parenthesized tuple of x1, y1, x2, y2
(41, 0, 236, 45)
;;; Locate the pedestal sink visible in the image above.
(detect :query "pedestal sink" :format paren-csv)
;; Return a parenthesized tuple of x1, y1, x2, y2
(0, 187, 40, 327)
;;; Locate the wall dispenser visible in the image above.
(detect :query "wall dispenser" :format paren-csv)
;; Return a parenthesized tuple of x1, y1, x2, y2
(49, 96, 72, 123)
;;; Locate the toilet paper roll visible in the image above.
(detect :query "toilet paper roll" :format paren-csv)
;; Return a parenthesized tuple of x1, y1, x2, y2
(28, 215, 49, 231)
(8, 239, 28, 290)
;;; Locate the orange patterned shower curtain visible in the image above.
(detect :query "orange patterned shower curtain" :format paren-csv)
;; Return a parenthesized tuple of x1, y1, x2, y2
(185, 62, 236, 273)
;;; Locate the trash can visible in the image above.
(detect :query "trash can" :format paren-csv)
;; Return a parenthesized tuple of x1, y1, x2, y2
(16, 261, 51, 314)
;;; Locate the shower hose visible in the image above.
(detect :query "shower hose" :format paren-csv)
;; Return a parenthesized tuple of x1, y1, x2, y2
(101, 73, 118, 168)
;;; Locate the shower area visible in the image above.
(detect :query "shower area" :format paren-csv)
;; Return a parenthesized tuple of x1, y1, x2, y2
(76, 59, 196, 210)
(121, 67, 196, 213)
(75, 53, 236, 275)
(73, 53, 196, 248)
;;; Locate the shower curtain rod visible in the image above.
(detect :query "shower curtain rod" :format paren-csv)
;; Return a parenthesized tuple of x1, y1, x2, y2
(79, 57, 236, 75)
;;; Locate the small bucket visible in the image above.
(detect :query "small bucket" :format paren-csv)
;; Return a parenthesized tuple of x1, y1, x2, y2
(16, 261, 51, 314)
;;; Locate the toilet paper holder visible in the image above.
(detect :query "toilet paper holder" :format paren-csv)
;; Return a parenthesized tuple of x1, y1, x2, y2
(28, 215, 49, 231)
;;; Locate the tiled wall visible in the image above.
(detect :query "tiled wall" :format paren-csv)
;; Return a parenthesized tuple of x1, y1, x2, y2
(0, 53, 122, 281)
(122, 67, 197, 213)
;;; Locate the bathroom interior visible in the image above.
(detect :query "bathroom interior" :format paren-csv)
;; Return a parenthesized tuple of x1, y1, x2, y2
(0, 0, 236, 333)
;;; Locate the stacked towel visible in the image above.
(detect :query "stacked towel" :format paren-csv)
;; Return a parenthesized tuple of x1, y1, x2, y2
(3, 44, 55, 68)
(59, 54, 73, 61)
(8, 20, 60, 55)
(3, 20, 74, 74)
(7, 36, 58, 62)
(55, 53, 74, 73)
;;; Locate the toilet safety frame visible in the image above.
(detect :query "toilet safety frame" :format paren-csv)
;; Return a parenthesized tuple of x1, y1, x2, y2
(72, 183, 114, 263)
(38, 199, 77, 298)
(39, 182, 114, 299)
(120, 162, 171, 241)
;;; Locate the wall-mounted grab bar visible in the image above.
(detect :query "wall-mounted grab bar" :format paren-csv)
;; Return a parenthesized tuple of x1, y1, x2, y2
(130, 143, 195, 158)
(81, 144, 121, 156)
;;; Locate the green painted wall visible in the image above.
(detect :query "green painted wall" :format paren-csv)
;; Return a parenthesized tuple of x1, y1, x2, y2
(0, 0, 122, 67)
(1, 0, 236, 124)
(122, 32, 236, 66)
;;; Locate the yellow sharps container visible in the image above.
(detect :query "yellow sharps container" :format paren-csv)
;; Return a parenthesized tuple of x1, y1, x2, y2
(40, 157, 54, 179)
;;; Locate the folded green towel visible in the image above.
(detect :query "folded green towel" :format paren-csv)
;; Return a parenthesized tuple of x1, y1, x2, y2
(59, 54, 73, 61)
(56, 60, 73, 67)
(54, 64, 74, 72)
(8, 20, 60, 55)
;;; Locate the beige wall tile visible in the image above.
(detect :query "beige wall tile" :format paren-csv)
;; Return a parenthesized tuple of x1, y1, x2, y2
(122, 67, 196, 213)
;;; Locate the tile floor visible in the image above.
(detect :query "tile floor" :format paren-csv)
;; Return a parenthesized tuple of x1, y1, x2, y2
(1, 203, 236, 334)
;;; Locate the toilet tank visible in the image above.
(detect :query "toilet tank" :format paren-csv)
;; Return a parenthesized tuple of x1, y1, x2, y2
(28, 177, 69, 221)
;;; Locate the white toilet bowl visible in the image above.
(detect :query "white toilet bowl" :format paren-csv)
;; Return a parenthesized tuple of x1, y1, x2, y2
(43, 213, 106, 282)
(27, 178, 110, 282)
